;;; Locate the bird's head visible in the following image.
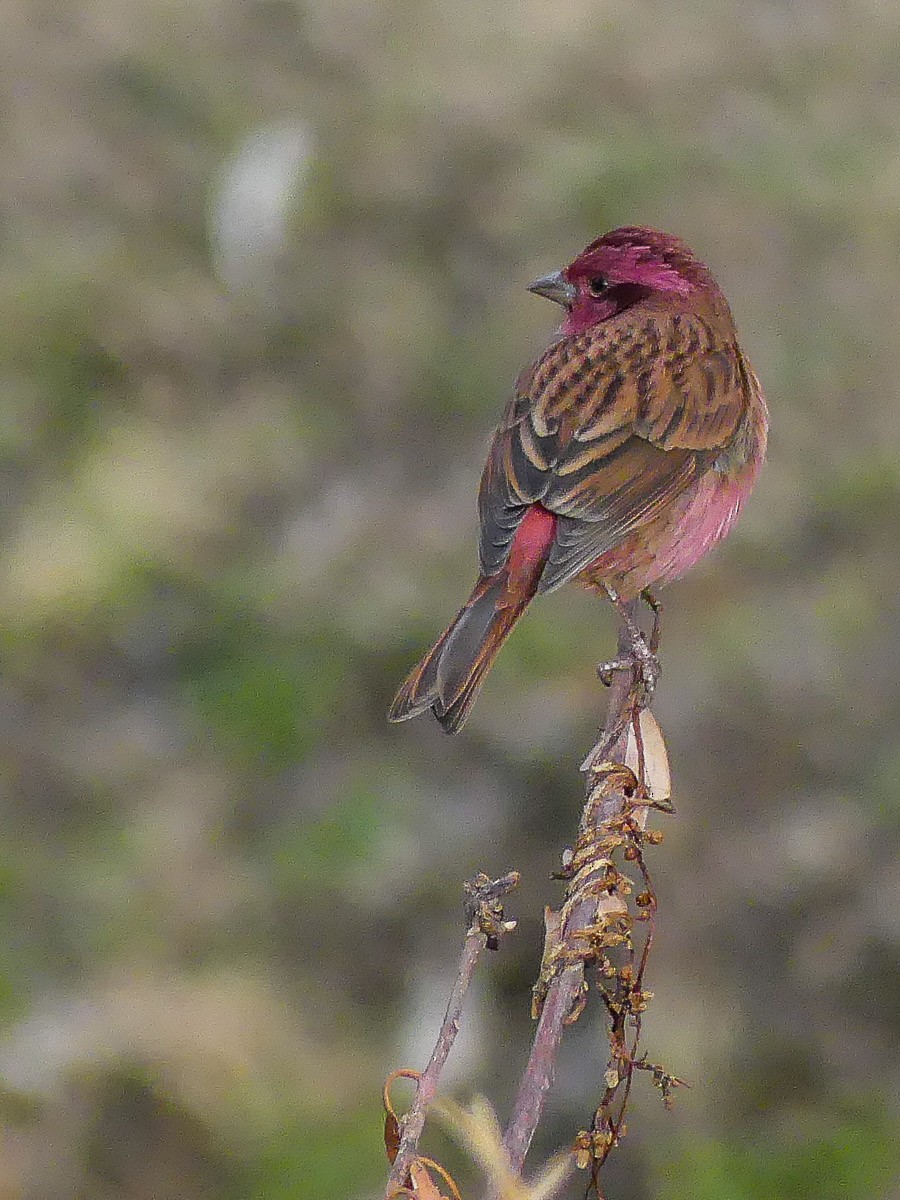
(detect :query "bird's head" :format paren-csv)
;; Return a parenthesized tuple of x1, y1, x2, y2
(528, 226, 716, 336)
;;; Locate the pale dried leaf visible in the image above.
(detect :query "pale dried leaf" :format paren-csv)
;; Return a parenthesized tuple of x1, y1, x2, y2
(625, 709, 671, 813)
(432, 1095, 574, 1200)
(432, 1095, 524, 1200)
(526, 1150, 575, 1200)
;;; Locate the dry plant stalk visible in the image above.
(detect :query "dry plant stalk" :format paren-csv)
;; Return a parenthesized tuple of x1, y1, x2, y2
(501, 602, 683, 1194)
(384, 872, 520, 1198)
(383, 600, 683, 1199)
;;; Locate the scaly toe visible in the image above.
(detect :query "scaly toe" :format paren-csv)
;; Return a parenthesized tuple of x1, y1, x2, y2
(596, 656, 632, 687)
(597, 639, 660, 697)
(633, 638, 660, 696)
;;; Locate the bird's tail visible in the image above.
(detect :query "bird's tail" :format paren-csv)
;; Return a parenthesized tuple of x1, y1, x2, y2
(388, 573, 531, 734)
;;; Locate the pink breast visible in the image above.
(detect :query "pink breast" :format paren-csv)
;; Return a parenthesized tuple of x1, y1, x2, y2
(581, 463, 760, 597)
(650, 468, 753, 586)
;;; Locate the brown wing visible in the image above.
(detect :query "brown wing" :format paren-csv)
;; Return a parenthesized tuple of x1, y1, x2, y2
(478, 311, 750, 591)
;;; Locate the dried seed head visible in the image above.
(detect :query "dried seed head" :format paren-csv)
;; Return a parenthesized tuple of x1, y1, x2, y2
(573, 1131, 593, 1170)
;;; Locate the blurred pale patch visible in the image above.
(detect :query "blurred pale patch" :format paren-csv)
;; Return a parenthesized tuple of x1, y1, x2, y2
(209, 120, 314, 294)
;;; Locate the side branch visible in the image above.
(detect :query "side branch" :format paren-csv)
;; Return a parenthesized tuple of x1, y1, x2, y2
(385, 871, 520, 1196)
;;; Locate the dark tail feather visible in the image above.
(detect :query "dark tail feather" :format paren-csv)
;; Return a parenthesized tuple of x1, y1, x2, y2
(388, 574, 530, 734)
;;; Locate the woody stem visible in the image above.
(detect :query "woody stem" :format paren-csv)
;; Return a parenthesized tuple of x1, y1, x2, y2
(501, 603, 644, 1172)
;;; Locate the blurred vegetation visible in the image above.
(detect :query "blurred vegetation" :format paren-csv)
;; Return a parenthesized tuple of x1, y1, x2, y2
(0, 0, 898, 1197)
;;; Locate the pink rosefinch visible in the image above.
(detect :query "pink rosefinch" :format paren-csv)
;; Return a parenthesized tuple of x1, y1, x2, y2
(389, 226, 768, 733)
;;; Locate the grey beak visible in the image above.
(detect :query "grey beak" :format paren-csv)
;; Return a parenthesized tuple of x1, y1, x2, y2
(527, 270, 576, 308)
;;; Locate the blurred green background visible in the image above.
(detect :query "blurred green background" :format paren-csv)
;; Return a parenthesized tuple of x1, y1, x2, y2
(0, 0, 898, 1197)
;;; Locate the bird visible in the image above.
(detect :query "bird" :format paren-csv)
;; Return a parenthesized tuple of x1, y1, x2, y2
(389, 226, 768, 734)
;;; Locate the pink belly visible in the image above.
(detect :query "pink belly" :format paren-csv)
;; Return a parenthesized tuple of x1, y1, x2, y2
(580, 465, 759, 598)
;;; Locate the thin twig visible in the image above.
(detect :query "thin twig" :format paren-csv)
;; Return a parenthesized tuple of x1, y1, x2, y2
(385, 871, 520, 1196)
(502, 603, 647, 1174)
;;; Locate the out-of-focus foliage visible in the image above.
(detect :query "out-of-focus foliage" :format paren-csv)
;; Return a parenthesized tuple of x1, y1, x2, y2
(0, 0, 897, 1197)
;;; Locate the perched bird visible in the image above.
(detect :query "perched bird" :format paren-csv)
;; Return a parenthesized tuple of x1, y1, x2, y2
(389, 226, 768, 733)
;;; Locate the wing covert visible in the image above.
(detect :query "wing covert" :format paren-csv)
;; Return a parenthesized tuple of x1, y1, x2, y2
(478, 309, 751, 588)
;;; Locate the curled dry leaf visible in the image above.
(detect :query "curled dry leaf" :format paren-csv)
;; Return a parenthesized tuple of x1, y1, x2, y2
(383, 1068, 421, 1164)
(532, 905, 565, 1019)
(408, 1159, 462, 1200)
(624, 709, 671, 813)
(385, 1111, 402, 1166)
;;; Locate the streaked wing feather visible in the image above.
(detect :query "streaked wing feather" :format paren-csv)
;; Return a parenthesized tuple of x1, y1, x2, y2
(538, 440, 696, 592)
(478, 311, 749, 585)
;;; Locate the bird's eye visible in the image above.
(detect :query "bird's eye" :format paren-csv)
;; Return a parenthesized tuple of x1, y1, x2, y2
(588, 276, 609, 296)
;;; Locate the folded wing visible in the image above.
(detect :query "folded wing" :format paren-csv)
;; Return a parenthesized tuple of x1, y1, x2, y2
(478, 310, 751, 592)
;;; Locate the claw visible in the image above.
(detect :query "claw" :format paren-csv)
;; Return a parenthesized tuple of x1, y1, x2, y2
(596, 639, 659, 696)
(597, 657, 630, 687)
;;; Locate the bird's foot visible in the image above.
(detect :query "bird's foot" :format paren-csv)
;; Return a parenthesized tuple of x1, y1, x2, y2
(597, 586, 661, 698)
(596, 634, 660, 696)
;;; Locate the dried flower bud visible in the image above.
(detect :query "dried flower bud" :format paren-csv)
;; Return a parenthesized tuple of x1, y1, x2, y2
(573, 1131, 592, 1170)
(629, 988, 654, 1013)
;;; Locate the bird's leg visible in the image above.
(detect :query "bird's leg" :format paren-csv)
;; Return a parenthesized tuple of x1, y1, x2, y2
(596, 586, 660, 696)
(641, 587, 662, 654)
